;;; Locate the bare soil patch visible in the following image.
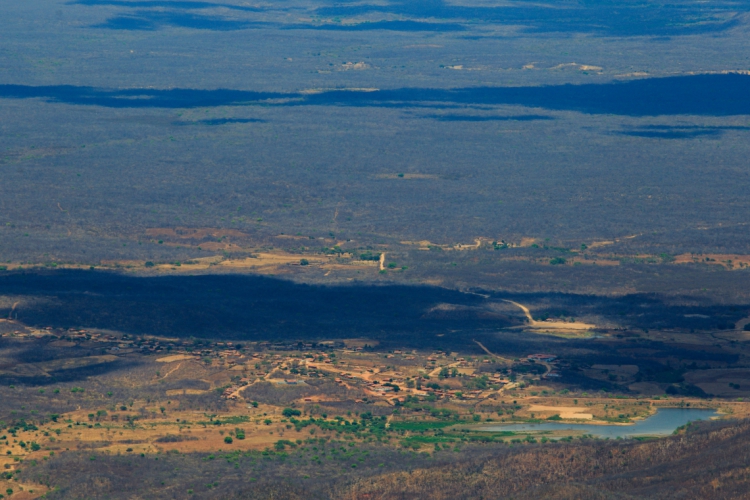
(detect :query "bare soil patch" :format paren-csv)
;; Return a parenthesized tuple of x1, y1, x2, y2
(528, 405, 594, 420)
(165, 389, 208, 395)
(156, 354, 196, 363)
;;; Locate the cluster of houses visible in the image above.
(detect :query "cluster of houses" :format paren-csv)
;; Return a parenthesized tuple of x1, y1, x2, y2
(1, 327, 187, 354)
(4, 325, 565, 401)
(255, 340, 345, 351)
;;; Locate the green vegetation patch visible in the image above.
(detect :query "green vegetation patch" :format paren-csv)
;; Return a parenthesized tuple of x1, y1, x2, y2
(197, 415, 250, 426)
(389, 420, 462, 432)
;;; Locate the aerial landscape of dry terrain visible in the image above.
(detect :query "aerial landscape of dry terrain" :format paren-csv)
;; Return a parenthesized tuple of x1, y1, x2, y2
(2, 0, 750, 498)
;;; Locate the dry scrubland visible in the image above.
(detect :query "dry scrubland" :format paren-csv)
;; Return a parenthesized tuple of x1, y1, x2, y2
(0, 317, 750, 498)
(5, 230, 750, 280)
(3, 0, 750, 497)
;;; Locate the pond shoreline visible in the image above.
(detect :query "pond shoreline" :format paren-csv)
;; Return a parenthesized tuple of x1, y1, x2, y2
(468, 408, 720, 438)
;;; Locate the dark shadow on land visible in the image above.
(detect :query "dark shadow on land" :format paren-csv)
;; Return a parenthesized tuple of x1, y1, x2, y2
(174, 118, 266, 125)
(0, 270, 744, 353)
(0, 271, 742, 391)
(71, 0, 746, 35)
(0, 336, 141, 385)
(487, 289, 746, 334)
(2, 74, 749, 116)
(621, 129, 724, 139)
(298, 75, 750, 116)
(0, 85, 286, 109)
(617, 124, 750, 139)
(422, 114, 554, 122)
(314, 0, 746, 36)
(4, 358, 138, 386)
(285, 20, 465, 31)
(92, 10, 260, 30)
(0, 271, 500, 345)
(71, 0, 263, 12)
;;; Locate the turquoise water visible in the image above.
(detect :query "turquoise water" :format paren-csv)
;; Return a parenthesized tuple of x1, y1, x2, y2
(479, 408, 718, 438)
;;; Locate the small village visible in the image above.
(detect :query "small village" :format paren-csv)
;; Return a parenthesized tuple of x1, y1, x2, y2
(1, 323, 565, 409)
(1, 322, 745, 500)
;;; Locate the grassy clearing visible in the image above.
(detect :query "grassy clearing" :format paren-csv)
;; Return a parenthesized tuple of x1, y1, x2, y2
(388, 421, 462, 432)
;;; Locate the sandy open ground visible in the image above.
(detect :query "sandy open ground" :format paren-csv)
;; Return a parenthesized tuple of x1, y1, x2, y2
(528, 405, 594, 420)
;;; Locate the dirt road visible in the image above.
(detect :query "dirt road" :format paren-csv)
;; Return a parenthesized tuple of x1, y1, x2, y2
(502, 300, 595, 331)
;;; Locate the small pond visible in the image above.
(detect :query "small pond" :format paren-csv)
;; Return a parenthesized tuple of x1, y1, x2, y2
(478, 408, 718, 438)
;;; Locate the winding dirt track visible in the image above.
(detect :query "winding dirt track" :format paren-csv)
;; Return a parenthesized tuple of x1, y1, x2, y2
(502, 300, 536, 324)
(8, 301, 20, 319)
(473, 339, 497, 357)
(502, 300, 595, 331)
(161, 362, 183, 379)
